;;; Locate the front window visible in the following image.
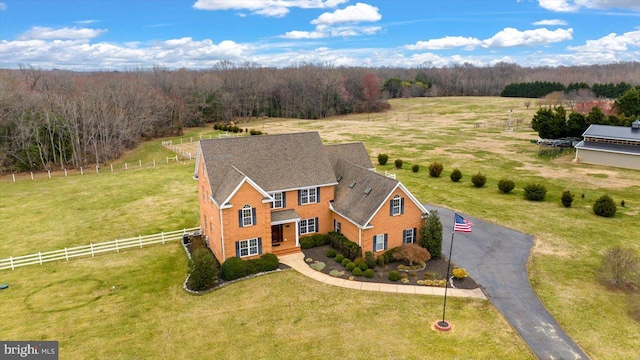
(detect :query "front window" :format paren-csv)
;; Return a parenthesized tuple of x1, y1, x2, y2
(374, 234, 385, 252)
(238, 238, 259, 257)
(300, 218, 316, 234)
(335, 221, 341, 234)
(300, 188, 317, 205)
(242, 205, 253, 226)
(391, 195, 401, 216)
(403, 229, 414, 244)
(272, 192, 284, 209)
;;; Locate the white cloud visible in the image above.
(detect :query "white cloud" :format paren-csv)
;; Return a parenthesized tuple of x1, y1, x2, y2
(193, 0, 349, 17)
(532, 19, 568, 26)
(0, 2, 7, 10)
(405, 36, 482, 50)
(482, 27, 573, 48)
(18, 26, 107, 40)
(538, 0, 640, 12)
(282, 3, 382, 39)
(311, 3, 381, 25)
(75, 20, 101, 24)
(567, 30, 640, 52)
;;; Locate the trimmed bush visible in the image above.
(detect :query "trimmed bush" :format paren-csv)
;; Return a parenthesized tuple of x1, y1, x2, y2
(358, 262, 368, 271)
(345, 262, 356, 271)
(326, 249, 337, 258)
(498, 178, 515, 194)
(188, 248, 219, 291)
(353, 257, 364, 267)
(335, 254, 345, 263)
(299, 236, 315, 249)
(378, 154, 389, 165)
(341, 258, 351, 267)
(364, 251, 376, 270)
(428, 162, 444, 178)
(352, 267, 363, 276)
(383, 246, 400, 264)
(253, 253, 279, 273)
(412, 164, 420, 173)
(394, 159, 403, 169)
(388, 270, 400, 281)
(420, 210, 443, 260)
(523, 183, 547, 201)
(364, 269, 374, 278)
(561, 190, 574, 208)
(220, 257, 251, 281)
(328, 232, 362, 260)
(471, 172, 486, 187)
(594, 194, 617, 217)
(452, 268, 469, 279)
(450, 168, 462, 182)
(312, 233, 329, 247)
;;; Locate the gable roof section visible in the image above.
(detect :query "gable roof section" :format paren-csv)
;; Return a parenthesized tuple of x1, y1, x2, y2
(331, 159, 400, 228)
(199, 132, 337, 205)
(582, 124, 640, 142)
(324, 142, 374, 170)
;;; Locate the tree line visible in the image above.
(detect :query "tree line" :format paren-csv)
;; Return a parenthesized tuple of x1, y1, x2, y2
(2, 61, 639, 173)
(531, 88, 640, 139)
(501, 81, 639, 99)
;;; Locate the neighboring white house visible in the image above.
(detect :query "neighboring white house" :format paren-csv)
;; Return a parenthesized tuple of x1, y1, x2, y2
(574, 120, 640, 170)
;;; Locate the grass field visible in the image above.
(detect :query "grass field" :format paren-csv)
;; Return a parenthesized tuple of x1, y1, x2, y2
(1, 96, 639, 358)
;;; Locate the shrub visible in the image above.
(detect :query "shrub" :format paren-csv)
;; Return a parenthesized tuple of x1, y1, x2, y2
(299, 236, 315, 249)
(394, 159, 403, 169)
(352, 267, 363, 276)
(452, 268, 469, 279)
(326, 249, 337, 258)
(498, 178, 515, 194)
(335, 254, 345, 263)
(471, 172, 486, 187)
(450, 168, 462, 182)
(428, 162, 444, 177)
(383, 247, 400, 264)
(345, 262, 356, 271)
(253, 253, 279, 273)
(358, 262, 368, 271)
(594, 194, 617, 217)
(188, 248, 219, 291)
(341, 258, 351, 267)
(312, 233, 329, 247)
(597, 246, 639, 289)
(561, 190, 574, 208)
(523, 183, 547, 201)
(393, 244, 431, 265)
(364, 269, 374, 278)
(328, 232, 362, 260)
(353, 257, 364, 267)
(220, 257, 251, 281)
(378, 154, 389, 165)
(388, 271, 400, 281)
(364, 251, 376, 270)
(420, 210, 443, 260)
(412, 164, 420, 173)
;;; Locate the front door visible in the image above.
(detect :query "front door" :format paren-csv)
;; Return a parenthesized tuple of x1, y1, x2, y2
(271, 224, 283, 246)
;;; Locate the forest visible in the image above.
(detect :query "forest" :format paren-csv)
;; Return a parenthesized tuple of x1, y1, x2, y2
(1, 61, 639, 173)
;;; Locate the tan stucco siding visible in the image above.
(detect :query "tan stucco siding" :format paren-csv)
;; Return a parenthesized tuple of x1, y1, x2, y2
(197, 154, 223, 262)
(577, 149, 640, 170)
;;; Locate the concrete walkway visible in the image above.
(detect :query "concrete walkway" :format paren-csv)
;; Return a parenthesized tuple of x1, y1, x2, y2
(278, 252, 487, 300)
(430, 205, 589, 360)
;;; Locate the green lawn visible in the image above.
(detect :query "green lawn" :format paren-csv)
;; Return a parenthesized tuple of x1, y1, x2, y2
(1, 96, 639, 358)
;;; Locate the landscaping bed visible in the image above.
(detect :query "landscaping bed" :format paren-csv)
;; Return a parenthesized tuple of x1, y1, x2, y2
(301, 245, 478, 289)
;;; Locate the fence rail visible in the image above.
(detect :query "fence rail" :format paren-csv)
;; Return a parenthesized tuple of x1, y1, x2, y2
(0, 227, 201, 271)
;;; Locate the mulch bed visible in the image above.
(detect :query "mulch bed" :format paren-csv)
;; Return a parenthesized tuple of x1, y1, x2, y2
(301, 245, 478, 290)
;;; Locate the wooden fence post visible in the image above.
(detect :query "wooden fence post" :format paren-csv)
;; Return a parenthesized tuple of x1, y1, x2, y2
(31, 172, 34, 180)
(65, 248, 68, 261)
(111, 164, 114, 172)
(162, 232, 165, 244)
(12, 174, 15, 182)
(10, 256, 14, 270)
(116, 239, 119, 253)
(39, 252, 42, 265)
(81, 167, 83, 175)
(90, 243, 94, 257)
(64, 168, 67, 177)
(139, 235, 143, 248)
(48, 170, 51, 178)
(153, 159, 156, 167)
(139, 160, 142, 168)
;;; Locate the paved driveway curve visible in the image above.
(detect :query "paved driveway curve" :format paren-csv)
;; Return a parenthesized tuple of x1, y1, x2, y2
(427, 205, 588, 360)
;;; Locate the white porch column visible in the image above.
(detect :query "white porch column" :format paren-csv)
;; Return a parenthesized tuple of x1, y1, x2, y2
(295, 221, 300, 247)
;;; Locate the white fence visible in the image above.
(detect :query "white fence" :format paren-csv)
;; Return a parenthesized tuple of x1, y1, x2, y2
(0, 227, 201, 271)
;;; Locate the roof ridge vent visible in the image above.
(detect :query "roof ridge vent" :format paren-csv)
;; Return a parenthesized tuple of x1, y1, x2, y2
(632, 119, 640, 130)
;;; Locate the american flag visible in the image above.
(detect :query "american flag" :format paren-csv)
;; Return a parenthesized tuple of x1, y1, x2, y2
(454, 214, 474, 232)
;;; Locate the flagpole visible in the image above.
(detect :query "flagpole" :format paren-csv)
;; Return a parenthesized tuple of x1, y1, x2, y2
(439, 213, 457, 328)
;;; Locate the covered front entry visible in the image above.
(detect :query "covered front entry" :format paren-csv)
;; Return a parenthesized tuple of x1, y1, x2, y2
(270, 209, 300, 256)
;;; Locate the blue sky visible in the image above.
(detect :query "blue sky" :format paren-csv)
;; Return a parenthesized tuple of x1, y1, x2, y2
(0, 0, 638, 70)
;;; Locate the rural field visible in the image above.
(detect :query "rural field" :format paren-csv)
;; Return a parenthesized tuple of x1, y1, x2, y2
(1, 97, 639, 359)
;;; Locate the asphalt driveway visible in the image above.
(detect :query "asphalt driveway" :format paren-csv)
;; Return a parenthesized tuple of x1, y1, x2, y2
(427, 205, 589, 360)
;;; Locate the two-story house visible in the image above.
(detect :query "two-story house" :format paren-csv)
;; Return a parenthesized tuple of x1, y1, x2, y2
(194, 132, 428, 263)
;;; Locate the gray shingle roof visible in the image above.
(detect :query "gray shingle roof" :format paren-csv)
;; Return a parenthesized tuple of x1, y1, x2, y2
(324, 142, 373, 170)
(270, 209, 300, 223)
(575, 140, 640, 155)
(200, 132, 337, 204)
(582, 124, 640, 142)
(332, 159, 399, 227)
